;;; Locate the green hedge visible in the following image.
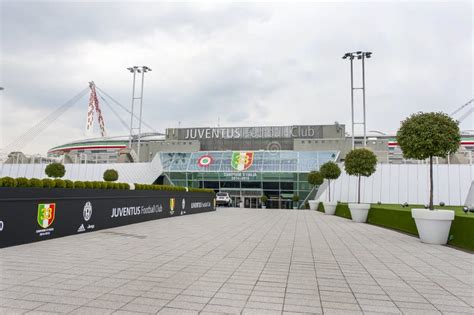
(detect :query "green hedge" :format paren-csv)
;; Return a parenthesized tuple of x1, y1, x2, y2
(0, 177, 211, 194)
(134, 183, 214, 194)
(324, 202, 474, 252)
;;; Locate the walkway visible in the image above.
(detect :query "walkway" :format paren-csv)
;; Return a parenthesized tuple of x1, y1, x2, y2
(0, 208, 472, 314)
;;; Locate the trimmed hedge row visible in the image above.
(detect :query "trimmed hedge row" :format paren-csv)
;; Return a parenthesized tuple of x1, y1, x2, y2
(134, 183, 214, 194)
(0, 177, 130, 190)
(317, 202, 474, 252)
(0, 177, 214, 194)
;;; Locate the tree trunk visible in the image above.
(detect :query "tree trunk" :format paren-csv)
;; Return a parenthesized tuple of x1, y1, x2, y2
(328, 179, 331, 202)
(358, 175, 361, 204)
(429, 155, 434, 210)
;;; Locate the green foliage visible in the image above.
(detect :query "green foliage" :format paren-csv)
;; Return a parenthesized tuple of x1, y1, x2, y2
(307, 171, 324, 186)
(29, 178, 43, 188)
(92, 181, 101, 189)
(16, 177, 30, 188)
(2, 177, 17, 187)
(133, 183, 213, 193)
(260, 195, 268, 203)
(44, 162, 66, 178)
(320, 161, 341, 180)
(397, 112, 460, 160)
(64, 180, 74, 188)
(292, 195, 300, 202)
(344, 148, 377, 177)
(122, 183, 130, 190)
(103, 169, 119, 182)
(42, 178, 55, 188)
(74, 181, 85, 189)
(53, 179, 66, 188)
(107, 182, 115, 189)
(84, 181, 94, 189)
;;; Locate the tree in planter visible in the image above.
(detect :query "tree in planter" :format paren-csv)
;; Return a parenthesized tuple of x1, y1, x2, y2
(292, 195, 300, 208)
(45, 163, 66, 178)
(397, 112, 460, 210)
(319, 161, 341, 202)
(308, 171, 324, 187)
(103, 169, 119, 182)
(344, 148, 377, 203)
(260, 195, 268, 207)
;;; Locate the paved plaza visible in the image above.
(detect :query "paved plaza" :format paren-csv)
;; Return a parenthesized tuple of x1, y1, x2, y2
(0, 208, 472, 314)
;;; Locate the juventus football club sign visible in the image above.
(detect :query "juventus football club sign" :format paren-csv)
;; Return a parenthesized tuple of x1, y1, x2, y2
(0, 188, 215, 248)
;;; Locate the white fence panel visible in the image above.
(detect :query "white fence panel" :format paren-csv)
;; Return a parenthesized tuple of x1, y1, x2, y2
(320, 163, 474, 206)
(0, 155, 163, 185)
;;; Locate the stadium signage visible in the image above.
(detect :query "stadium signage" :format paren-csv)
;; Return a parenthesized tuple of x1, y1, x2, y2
(180, 125, 321, 140)
(0, 188, 215, 248)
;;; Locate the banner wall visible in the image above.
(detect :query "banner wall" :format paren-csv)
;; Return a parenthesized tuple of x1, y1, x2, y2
(0, 188, 215, 248)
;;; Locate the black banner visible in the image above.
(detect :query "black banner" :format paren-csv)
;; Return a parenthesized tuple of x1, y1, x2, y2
(0, 188, 216, 248)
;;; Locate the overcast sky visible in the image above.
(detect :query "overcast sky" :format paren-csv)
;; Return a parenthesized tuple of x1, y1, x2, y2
(0, 0, 472, 155)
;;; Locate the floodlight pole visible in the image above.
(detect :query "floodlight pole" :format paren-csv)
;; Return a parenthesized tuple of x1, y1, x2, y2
(127, 66, 151, 162)
(350, 58, 355, 149)
(342, 51, 372, 149)
(128, 67, 137, 150)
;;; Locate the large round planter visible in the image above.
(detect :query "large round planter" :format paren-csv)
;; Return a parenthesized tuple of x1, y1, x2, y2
(411, 209, 455, 245)
(323, 202, 337, 215)
(348, 203, 370, 222)
(308, 200, 319, 211)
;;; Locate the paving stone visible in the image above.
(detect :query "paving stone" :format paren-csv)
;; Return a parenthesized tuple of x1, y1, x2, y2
(1, 208, 471, 314)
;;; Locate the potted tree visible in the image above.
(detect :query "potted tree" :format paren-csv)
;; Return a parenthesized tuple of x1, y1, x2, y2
(260, 195, 268, 209)
(319, 161, 341, 215)
(292, 195, 300, 209)
(103, 169, 119, 182)
(45, 162, 66, 179)
(397, 112, 460, 244)
(344, 148, 377, 222)
(307, 171, 323, 210)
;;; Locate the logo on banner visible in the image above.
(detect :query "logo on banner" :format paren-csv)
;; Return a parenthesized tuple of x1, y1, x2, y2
(77, 224, 85, 233)
(182, 198, 186, 210)
(0, 220, 3, 232)
(198, 155, 213, 167)
(170, 198, 175, 215)
(231, 151, 254, 171)
(213, 198, 217, 209)
(37, 203, 56, 229)
(83, 202, 93, 221)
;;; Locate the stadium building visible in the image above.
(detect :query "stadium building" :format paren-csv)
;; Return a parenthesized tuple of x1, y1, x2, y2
(46, 123, 474, 208)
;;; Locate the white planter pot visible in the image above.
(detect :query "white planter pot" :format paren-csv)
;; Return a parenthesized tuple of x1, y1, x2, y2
(262, 205, 266, 209)
(323, 202, 337, 215)
(293, 206, 298, 210)
(308, 200, 319, 211)
(411, 209, 455, 245)
(348, 203, 370, 223)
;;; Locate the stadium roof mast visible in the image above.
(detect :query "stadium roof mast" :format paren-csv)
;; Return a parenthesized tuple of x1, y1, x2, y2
(127, 66, 152, 162)
(342, 51, 372, 149)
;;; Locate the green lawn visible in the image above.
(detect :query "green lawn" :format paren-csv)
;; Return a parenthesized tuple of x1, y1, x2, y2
(371, 203, 469, 217)
(318, 202, 474, 252)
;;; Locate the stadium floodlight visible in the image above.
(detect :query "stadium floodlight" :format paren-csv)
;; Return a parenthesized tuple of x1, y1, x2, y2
(342, 51, 373, 148)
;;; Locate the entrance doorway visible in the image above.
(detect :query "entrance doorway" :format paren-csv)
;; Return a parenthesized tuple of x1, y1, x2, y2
(244, 197, 259, 208)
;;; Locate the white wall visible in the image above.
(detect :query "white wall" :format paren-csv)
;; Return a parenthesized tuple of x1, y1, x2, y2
(0, 154, 163, 185)
(319, 164, 474, 206)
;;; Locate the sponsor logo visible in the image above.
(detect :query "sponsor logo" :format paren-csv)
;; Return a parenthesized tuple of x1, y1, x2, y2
(0, 220, 3, 232)
(170, 198, 175, 215)
(197, 155, 213, 167)
(77, 224, 85, 233)
(182, 198, 186, 210)
(213, 198, 217, 209)
(231, 151, 254, 171)
(37, 203, 56, 229)
(83, 202, 92, 221)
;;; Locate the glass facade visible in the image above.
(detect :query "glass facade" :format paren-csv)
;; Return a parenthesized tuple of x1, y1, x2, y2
(160, 150, 339, 209)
